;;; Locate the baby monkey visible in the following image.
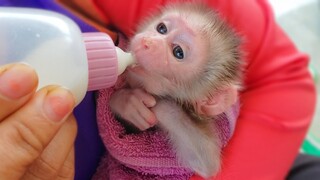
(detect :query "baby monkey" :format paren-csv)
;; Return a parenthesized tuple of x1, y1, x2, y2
(110, 2, 242, 178)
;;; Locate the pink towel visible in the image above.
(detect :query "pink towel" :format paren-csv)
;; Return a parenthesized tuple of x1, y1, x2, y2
(93, 86, 239, 180)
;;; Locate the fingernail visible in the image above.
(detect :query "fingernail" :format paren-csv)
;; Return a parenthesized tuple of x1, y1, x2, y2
(148, 117, 157, 126)
(0, 64, 37, 99)
(43, 87, 75, 122)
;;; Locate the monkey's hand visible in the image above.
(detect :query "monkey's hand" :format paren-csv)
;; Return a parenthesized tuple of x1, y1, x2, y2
(109, 88, 158, 131)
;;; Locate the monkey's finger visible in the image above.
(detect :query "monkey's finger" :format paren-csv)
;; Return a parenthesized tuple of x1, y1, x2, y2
(130, 96, 157, 126)
(139, 108, 157, 126)
(126, 107, 152, 131)
(0, 63, 38, 120)
(133, 89, 156, 107)
(129, 109, 150, 130)
(22, 115, 77, 179)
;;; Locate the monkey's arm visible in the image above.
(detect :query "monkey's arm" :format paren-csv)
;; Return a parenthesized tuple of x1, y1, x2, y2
(152, 100, 221, 178)
(109, 88, 157, 131)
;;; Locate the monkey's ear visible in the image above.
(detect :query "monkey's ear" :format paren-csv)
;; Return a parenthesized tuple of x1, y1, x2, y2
(196, 86, 238, 117)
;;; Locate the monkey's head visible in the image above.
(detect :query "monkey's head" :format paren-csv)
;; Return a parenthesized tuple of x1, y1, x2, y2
(128, 2, 243, 117)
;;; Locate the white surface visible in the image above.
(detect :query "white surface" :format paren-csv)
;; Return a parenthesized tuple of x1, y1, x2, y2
(269, 0, 317, 16)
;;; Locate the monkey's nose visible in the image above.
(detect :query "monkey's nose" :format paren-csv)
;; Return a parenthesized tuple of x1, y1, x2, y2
(142, 37, 152, 49)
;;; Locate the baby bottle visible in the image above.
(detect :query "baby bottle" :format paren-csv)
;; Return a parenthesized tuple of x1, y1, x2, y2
(0, 7, 135, 105)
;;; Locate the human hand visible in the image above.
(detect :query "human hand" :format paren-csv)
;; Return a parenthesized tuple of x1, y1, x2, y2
(0, 63, 77, 179)
(109, 88, 157, 130)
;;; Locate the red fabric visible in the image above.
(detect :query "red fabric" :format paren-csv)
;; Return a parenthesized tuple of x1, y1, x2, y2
(91, 0, 317, 179)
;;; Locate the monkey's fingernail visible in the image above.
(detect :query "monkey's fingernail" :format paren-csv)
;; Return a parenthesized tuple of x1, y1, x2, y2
(146, 99, 156, 107)
(148, 117, 157, 125)
(151, 100, 156, 107)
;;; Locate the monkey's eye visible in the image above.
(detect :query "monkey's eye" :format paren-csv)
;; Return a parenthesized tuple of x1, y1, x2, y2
(156, 22, 167, 34)
(173, 45, 184, 60)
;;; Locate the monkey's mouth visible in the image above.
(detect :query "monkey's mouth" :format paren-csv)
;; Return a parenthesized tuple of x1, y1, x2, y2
(127, 64, 148, 76)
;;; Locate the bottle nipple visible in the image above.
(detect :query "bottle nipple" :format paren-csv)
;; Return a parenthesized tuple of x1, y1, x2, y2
(115, 47, 136, 75)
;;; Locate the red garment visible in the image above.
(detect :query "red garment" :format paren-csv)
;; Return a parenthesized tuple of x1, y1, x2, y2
(91, 0, 317, 179)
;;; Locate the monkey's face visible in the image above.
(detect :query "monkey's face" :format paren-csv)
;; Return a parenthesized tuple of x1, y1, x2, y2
(128, 12, 209, 96)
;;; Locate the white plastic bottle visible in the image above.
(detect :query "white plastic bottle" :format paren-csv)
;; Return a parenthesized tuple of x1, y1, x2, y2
(0, 7, 135, 105)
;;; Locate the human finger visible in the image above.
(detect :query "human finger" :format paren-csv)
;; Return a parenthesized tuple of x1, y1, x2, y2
(0, 63, 38, 120)
(56, 147, 75, 180)
(0, 86, 75, 179)
(22, 114, 77, 179)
